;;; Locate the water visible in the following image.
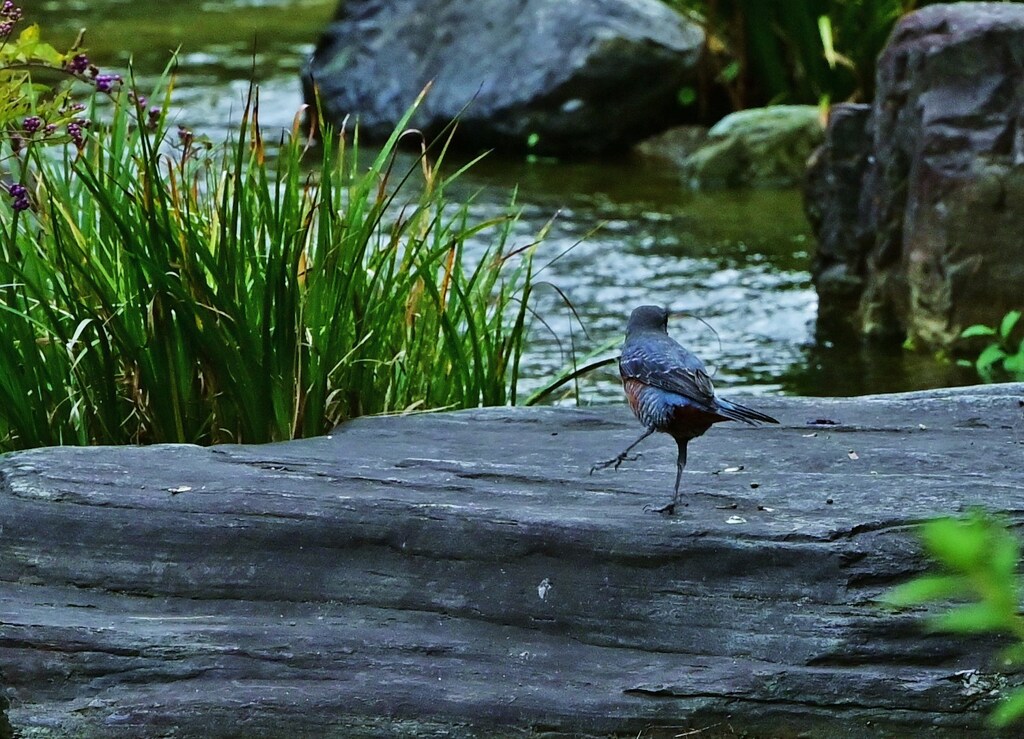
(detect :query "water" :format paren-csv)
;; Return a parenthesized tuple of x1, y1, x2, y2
(34, 0, 977, 401)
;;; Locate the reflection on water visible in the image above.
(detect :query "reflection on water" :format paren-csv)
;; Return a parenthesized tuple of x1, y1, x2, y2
(32, 0, 977, 400)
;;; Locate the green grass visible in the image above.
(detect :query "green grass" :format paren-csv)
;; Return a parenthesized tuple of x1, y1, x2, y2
(0, 80, 541, 450)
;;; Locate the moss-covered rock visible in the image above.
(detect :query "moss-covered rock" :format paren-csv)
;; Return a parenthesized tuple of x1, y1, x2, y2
(680, 105, 824, 188)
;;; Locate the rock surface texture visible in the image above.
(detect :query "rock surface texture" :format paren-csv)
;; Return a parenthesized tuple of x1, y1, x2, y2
(806, 3, 1024, 346)
(2, 385, 1024, 737)
(302, 0, 704, 155)
(804, 102, 873, 314)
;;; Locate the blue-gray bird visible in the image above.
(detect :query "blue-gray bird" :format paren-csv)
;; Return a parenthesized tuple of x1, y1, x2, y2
(592, 305, 779, 514)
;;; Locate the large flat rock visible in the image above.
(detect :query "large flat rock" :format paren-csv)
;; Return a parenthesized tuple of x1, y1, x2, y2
(2, 384, 1023, 737)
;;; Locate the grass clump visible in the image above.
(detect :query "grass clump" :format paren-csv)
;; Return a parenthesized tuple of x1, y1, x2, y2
(0, 74, 541, 450)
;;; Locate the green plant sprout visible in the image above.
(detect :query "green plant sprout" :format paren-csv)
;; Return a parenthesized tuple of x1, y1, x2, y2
(959, 310, 1024, 383)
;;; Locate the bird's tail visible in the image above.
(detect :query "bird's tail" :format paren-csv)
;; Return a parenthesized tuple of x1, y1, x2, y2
(714, 397, 779, 426)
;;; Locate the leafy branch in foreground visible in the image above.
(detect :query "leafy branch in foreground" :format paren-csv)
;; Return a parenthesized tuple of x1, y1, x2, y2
(0, 60, 544, 449)
(1, 2, 131, 165)
(882, 512, 1024, 727)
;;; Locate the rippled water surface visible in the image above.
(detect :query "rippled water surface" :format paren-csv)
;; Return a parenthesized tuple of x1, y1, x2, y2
(36, 0, 976, 401)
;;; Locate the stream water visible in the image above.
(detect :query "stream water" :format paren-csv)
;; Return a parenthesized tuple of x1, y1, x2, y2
(36, 0, 976, 402)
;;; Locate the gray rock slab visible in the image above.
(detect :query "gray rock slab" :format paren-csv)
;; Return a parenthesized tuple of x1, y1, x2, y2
(2, 384, 1024, 737)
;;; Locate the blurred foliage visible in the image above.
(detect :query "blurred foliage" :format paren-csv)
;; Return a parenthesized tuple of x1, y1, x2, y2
(664, 0, 1013, 112)
(883, 512, 1024, 727)
(959, 311, 1024, 383)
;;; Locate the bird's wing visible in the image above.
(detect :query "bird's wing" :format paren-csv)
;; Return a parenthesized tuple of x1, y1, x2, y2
(620, 342, 717, 406)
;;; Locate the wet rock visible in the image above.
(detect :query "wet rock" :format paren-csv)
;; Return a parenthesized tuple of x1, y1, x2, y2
(807, 3, 1024, 346)
(302, 0, 704, 156)
(804, 103, 873, 312)
(0, 694, 10, 739)
(680, 105, 824, 188)
(632, 124, 708, 168)
(3, 386, 1024, 737)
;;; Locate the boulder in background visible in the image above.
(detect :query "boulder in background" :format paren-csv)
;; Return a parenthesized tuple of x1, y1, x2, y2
(302, 0, 704, 156)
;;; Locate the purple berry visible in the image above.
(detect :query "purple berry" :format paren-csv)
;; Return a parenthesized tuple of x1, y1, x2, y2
(7, 184, 30, 212)
(23, 116, 42, 134)
(67, 119, 91, 148)
(94, 74, 122, 93)
(0, 2, 21, 21)
(67, 53, 90, 74)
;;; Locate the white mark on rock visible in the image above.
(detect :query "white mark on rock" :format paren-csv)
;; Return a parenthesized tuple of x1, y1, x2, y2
(537, 578, 552, 601)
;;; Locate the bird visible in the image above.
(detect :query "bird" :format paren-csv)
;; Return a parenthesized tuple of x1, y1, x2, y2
(591, 305, 779, 514)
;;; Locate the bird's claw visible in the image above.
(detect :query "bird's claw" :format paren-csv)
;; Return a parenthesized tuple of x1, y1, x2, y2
(645, 502, 678, 516)
(589, 452, 641, 475)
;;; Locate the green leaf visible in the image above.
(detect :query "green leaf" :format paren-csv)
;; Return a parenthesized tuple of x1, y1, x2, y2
(818, 16, 837, 69)
(960, 324, 997, 339)
(1003, 350, 1024, 378)
(718, 60, 742, 83)
(997, 643, 1024, 667)
(880, 575, 966, 607)
(31, 42, 64, 66)
(921, 517, 988, 571)
(990, 687, 1024, 728)
(998, 310, 1021, 340)
(976, 344, 1008, 372)
(988, 528, 1021, 582)
(17, 24, 41, 46)
(928, 603, 1015, 634)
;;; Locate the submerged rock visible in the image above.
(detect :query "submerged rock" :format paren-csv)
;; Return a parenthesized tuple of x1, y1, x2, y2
(679, 105, 824, 188)
(302, 0, 704, 156)
(807, 3, 1024, 347)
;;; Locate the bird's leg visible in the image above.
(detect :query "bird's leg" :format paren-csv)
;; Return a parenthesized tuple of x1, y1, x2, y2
(590, 428, 655, 474)
(649, 438, 688, 515)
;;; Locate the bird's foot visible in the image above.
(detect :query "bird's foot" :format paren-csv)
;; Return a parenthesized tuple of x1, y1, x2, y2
(589, 452, 641, 475)
(644, 501, 684, 516)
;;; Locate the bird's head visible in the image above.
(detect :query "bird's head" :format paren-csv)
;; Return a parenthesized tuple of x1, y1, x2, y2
(626, 305, 670, 335)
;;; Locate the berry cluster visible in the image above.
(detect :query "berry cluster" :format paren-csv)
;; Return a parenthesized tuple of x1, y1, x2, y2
(3, 3, 166, 169)
(64, 51, 124, 94)
(6, 183, 29, 212)
(0, 0, 23, 37)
